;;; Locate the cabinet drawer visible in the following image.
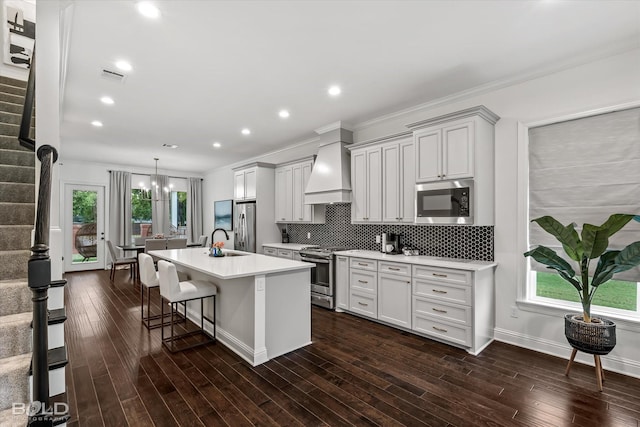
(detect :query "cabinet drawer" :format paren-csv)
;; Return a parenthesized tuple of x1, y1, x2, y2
(412, 314, 471, 347)
(350, 258, 378, 271)
(350, 270, 377, 294)
(379, 261, 411, 276)
(278, 249, 293, 259)
(413, 296, 471, 326)
(263, 247, 277, 257)
(412, 265, 471, 286)
(413, 279, 472, 306)
(349, 292, 377, 319)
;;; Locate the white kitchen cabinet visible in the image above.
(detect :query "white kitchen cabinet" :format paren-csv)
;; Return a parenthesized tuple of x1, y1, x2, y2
(275, 167, 293, 222)
(338, 251, 495, 355)
(335, 256, 349, 311)
(414, 120, 473, 182)
(408, 106, 499, 226)
(275, 158, 325, 224)
(382, 138, 415, 223)
(378, 271, 412, 329)
(277, 248, 293, 259)
(234, 167, 257, 200)
(351, 146, 382, 222)
(263, 247, 277, 257)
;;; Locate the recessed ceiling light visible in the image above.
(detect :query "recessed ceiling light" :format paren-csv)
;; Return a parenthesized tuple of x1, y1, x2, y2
(91, 120, 103, 127)
(328, 85, 341, 96)
(162, 143, 178, 149)
(115, 60, 132, 72)
(137, 1, 161, 19)
(100, 96, 114, 105)
(241, 128, 251, 135)
(213, 142, 221, 148)
(278, 110, 290, 118)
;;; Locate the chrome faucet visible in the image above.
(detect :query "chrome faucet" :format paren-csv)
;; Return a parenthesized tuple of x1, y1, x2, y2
(211, 228, 230, 246)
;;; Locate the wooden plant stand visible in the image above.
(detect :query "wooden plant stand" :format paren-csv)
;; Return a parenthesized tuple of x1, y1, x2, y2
(565, 347, 605, 391)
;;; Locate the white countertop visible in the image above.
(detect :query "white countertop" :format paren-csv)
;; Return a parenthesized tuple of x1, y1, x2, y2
(333, 250, 497, 271)
(262, 243, 319, 251)
(148, 247, 313, 279)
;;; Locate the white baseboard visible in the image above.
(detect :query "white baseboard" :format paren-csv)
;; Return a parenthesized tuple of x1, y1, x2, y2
(494, 328, 640, 379)
(182, 303, 267, 366)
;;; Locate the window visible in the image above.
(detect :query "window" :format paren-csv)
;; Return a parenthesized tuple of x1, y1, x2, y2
(527, 107, 640, 318)
(170, 190, 187, 233)
(131, 188, 152, 239)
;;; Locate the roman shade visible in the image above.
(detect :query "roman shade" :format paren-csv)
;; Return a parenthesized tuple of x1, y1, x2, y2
(528, 107, 640, 282)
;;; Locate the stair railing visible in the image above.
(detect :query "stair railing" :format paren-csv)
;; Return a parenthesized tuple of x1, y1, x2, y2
(22, 45, 56, 426)
(28, 145, 57, 427)
(19, 47, 35, 152)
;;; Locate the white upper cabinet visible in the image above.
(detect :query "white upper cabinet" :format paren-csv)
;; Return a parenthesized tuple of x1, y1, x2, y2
(352, 135, 412, 224)
(382, 138, 414, 223)
(415, 120, 473, 182)
(234, 166, 258, 200)
(351, 146, 382, 222)
(275, 158, 325, 224)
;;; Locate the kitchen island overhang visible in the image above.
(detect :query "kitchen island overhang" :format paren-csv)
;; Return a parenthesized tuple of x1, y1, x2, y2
(149, 247, 313, 366)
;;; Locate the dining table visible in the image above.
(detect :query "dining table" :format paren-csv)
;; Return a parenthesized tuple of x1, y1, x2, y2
(117, 242, 203, 281)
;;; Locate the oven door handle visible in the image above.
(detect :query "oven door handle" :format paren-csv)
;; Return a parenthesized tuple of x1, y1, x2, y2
(299, 256, 330, 264)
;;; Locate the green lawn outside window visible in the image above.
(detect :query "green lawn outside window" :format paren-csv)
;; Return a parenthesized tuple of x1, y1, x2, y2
(536, 272, 637, 311)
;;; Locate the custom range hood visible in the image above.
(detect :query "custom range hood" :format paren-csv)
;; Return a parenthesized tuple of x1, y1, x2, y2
(304, 122, 353, 204)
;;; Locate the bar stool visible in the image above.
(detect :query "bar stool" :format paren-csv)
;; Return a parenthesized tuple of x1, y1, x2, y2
(138, 253, 178, 329)
(157, 260, 217, 352)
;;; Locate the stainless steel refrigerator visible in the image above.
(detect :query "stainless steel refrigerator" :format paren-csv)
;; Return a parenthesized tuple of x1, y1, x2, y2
(234, 201, 256, 253)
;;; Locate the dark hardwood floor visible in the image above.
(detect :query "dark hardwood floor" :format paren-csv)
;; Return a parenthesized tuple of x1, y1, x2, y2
(61, 269, 640, 427)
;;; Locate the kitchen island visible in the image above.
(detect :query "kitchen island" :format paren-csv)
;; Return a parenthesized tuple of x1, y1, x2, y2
(148, 247, 313, 366)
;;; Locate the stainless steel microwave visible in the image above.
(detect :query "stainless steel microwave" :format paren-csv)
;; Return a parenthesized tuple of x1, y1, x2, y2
(415, 180, 474, 224)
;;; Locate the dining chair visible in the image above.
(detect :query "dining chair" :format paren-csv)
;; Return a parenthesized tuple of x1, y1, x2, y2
(145, 238, 167, 252)
(106, 240, 138, 283)
(197, 235, 208, 247)
(157, 260, 217, 352)
(166, 238, 187, 249)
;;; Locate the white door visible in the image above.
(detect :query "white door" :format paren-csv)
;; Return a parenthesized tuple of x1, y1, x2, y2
(64, 184, 105, 272)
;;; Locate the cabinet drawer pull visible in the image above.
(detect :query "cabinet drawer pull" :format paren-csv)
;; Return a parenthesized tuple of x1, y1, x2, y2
(432, 273, 448, 278)
(358, 263, 368, 266)
(432, 308, 447, 313)
(432, 289, 447, 294)
(358, 302, 368, 307)
(388, 267, 400, 271)
(299, 218, 303, 220)
(358, 280, 368, 284)
(281, 217, 285, 220)
(432, 326, 448, 333)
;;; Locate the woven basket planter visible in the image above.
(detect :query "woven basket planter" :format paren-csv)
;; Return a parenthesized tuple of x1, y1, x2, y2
(564, 314, 616, 355)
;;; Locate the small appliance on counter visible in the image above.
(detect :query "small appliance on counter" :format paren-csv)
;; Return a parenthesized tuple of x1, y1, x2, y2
(281, 227, 289, 243)
(380, 233, 405, 255)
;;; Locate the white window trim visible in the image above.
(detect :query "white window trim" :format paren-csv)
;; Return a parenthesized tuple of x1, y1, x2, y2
(516, 101, 640, 332)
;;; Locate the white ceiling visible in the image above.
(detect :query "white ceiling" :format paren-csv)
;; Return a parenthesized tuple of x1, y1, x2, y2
(59, 0, 640, 173)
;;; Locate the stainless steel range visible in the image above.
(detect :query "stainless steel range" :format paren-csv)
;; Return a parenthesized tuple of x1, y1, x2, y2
(298, 246, 347, 309)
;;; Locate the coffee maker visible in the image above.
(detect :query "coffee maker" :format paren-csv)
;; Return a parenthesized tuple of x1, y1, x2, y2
(381, 233, 404, 255)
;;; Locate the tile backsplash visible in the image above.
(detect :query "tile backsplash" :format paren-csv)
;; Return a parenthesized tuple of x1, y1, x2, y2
(285, 203, 493, 261)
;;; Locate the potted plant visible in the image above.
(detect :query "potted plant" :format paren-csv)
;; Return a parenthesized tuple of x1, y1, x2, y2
(524, 214, 640, 355)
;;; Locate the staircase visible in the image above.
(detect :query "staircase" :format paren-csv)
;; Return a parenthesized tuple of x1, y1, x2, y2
(0, 75, 35, 426)
(0, 75, 68, 426)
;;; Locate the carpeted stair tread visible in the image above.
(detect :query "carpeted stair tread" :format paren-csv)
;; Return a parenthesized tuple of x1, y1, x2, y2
(0, 183, 34, 203)
(0, 123, 34, 138)
(0, 136, 31, 152)
(0, 111, 34, 127)
(0, 406, 28, 427)
(0, 84, 25, 97)
(0, 203, 34, 226)
(0, 353, 30, 412)
(0, 280, 31, 317)
(0, 312, 31, 359)
(0, 76, 26, 88)
(0, 149, 34, 167)
(0, 93, 24, 107)
(0, 225, 32, 252)
(0, 101, 25, 115)
(0, 165, 34, 184)
(0, 251, 29, 281)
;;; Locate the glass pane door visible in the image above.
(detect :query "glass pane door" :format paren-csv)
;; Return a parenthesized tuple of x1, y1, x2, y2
(65, 184, 105, 272)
